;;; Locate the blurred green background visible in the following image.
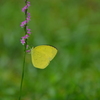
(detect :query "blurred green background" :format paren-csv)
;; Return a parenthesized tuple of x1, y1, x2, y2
(0, 0, 100, 100)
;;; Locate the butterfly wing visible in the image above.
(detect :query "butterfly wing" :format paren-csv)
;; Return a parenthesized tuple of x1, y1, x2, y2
(31, 45, 57, 69)
(35, 45, 57, 61)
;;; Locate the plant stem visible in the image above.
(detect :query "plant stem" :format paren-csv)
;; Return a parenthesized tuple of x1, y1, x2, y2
(19, 46, 26, 100)
(19, 0, 28, 100)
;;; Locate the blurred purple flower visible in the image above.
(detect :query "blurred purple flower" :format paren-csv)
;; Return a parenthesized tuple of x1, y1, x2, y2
(26, 50, 31, 52)
(22, 34, 29, 39)
(27, 31, 31, 34)
(22, 1, 30, 12)
(20, 20, 27, 27)
(20, 39, 25, 45)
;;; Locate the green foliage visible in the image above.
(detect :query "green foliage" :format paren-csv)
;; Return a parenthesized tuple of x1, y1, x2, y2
(0, 0, 100, 100)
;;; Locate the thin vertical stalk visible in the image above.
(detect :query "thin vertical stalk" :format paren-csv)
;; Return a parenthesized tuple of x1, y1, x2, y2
(19, 0, 28, 100)
(19, 47, 26, 100)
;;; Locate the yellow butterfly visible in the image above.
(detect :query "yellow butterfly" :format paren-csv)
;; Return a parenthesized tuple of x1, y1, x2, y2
(31, 45, 57, 69)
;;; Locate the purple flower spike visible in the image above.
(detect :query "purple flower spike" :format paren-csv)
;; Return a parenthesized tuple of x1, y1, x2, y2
(20, 1, 31, 46)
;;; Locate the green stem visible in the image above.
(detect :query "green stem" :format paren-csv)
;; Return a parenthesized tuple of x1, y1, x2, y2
(19, 0, 28, 100)
(19, 46, 26, 100)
